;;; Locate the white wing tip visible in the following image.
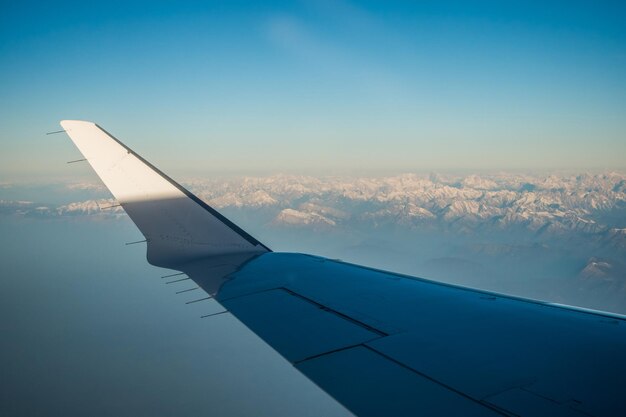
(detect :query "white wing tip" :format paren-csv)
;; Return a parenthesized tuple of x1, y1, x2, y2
(60, 120, 96, 128)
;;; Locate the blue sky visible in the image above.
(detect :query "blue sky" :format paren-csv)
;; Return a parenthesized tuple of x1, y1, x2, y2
(1, 0, 625, 178)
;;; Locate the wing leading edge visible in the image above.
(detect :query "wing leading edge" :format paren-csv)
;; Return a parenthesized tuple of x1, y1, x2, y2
(62, 121, 626, 417)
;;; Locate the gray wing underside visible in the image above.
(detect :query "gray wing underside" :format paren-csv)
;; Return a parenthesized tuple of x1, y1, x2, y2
(63, 121, 626, 417)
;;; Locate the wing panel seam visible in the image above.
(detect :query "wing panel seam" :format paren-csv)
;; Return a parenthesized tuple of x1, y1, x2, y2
(361, 344, 512, 416)
(219, 286, 389, 337)
(282, 287, 389, 337)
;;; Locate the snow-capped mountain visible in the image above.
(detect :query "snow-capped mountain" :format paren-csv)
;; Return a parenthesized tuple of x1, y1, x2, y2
(2, 172, 624, 238)
(273, 208, 336, 227)
(183, 171, 626, 236)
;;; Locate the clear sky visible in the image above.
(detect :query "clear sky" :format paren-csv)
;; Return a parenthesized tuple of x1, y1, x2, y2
(1, 0, 625, 179)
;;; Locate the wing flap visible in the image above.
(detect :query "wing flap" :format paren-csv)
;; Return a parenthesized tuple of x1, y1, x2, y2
(221, 288, 383, 363)
(297, 346, 503, 417)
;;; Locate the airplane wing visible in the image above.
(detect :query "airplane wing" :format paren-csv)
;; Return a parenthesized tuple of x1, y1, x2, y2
(61, 120, 626, 417)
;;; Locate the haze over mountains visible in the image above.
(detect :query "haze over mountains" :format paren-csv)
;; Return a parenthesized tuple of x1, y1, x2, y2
(2, 171, 625, 313)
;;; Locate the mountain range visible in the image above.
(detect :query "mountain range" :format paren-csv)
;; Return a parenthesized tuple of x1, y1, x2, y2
(2, 171, 625, 313)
